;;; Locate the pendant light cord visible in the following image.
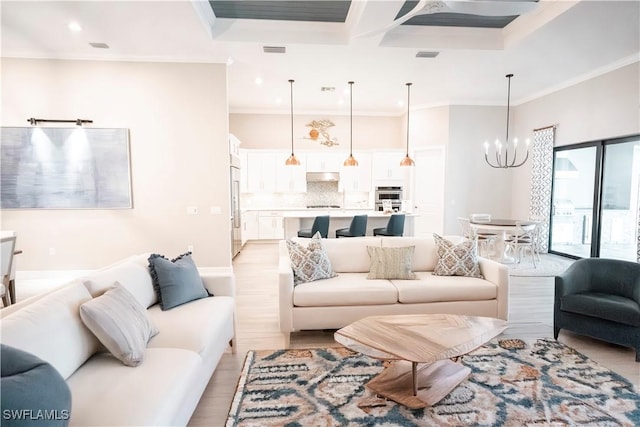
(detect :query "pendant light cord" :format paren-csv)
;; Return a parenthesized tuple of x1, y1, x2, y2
(505, 74, 512, 145)
(349, 81, 354, 156)
(289, 79, 294, 156)
(406, 83, 412, 156)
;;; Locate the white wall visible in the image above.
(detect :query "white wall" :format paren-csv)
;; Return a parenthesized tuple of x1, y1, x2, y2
(443, 105, 513, 233)
(230, 113, 403, 150)
(1, 58, 231, 270)
(510, 62, 640, 220)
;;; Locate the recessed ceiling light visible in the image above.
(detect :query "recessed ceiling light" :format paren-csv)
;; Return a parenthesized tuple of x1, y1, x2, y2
(337, 99, 344, 105)
(397, 100, 404, 107)
(68, 22, 82, 32)
(227, 57, 234, 66)
(275, 97, 282, 104)
(255, 77, 263, 85)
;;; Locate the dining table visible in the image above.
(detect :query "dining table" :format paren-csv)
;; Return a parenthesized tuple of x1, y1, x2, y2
(469, 219, 536, 263)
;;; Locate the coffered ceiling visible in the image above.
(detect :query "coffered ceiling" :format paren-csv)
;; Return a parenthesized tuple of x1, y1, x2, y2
(1, 1, 638, 115)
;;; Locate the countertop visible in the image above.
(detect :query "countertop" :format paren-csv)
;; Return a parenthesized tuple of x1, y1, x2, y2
(242, 208, 416, 218)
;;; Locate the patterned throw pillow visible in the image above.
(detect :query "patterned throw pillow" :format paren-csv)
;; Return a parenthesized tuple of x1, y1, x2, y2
(433, 234, 483, 278)
(367, 246, 417, 280)
(286, 232, 337, 285)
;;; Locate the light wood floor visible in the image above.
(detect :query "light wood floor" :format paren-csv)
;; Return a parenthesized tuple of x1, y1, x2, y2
(188, 242, 640, 426)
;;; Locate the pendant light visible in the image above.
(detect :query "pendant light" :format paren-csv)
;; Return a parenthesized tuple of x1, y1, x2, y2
(343, 81, 358, 166)
(400, 82, 415, 167)
(285, 79, 301, 166)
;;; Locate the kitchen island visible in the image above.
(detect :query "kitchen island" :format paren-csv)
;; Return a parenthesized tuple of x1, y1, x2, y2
(282, 210, 416, 238)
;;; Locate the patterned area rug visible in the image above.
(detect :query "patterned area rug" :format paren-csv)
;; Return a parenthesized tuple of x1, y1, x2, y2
(226, 339, 640, 426)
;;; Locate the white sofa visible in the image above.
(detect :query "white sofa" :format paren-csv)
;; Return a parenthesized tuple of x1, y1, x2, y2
(279, 236, 509, 343)
(0, 253, 236, 426)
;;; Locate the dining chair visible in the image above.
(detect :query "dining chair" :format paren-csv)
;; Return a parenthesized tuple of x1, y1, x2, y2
(336, 215, 368, 238)
(458, 217, 494, 257)
(528, 215, 545, 261)
(505, 221, 537, 267)
(373, 214, 405, 236)
(298, 215, 330, 238)
(1, 235, 17, 307)
(468, 214, 499, 257)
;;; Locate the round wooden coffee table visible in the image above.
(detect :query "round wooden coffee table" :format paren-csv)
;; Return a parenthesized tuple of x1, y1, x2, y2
(334, 314, 507, 409)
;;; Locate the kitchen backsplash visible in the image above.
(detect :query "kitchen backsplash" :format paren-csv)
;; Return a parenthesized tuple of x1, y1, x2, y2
(241, 182, 371, 209)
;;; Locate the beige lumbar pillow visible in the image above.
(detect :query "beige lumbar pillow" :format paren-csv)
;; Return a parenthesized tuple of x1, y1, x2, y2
(367, 246, 417, 280)
(79, 282, 159, 367)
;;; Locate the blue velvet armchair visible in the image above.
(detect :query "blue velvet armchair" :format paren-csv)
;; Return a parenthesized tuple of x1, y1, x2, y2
(554, 258, 640, 361)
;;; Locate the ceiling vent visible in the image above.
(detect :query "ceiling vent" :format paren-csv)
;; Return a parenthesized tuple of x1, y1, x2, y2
(263, 46, 286, 54)
(320, 87, 335, 92)
(416, 51, 439, 58)
(89, 42, 110, 49)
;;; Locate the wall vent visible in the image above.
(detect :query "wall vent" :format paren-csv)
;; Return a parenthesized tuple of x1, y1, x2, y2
(89, 42, 110, 49)
(416, 51, 439, 58)
(263, 46, 286, 53)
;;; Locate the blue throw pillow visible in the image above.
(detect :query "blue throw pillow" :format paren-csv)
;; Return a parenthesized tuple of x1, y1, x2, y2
(148, 252, 210, 310)
(0, 344, 71, 426)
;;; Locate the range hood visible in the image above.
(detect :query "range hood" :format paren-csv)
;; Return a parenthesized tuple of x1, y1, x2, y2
(306, 172, 340, 182)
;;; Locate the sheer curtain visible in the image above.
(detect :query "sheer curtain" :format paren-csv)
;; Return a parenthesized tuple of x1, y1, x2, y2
(528, 126, 555, 253)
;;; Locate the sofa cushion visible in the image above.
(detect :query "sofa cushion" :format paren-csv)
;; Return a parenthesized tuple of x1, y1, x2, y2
(146, 295, 235, 356)
(148, 252, 209, 310)
(367, 246, 416, 280)
(1, 344, 71, 427)
(286, 233, 337, 285)
(433, 234, 482, 278)
(293, 273, 398, 307)
(79, 283, 159, 367)
(391, 272, 497, 304)
(319, 237, 383, 273)
(381, 237, 438, 272)
(0, 281, 100, 380)
(82, 254, 157, 309)
(561, 292, 640, 327)
(66, 348, 201, 427)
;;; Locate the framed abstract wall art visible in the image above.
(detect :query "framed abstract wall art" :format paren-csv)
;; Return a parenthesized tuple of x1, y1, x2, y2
(0, 127, 132, 209)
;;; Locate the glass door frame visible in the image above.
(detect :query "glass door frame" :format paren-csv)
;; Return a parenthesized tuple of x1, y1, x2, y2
(549, 134, 639, 259)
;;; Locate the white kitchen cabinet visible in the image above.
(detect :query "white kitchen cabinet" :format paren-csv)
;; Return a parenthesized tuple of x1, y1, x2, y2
(276, 154, 307, 193)
(340, 152, 372, 192)
(373, 151, 405, 182)
(246, 151, 277, 193)
(306, 152, 345, 172)
(241, 210, 259, 244)
(240, 150, 248, 193)
(258, 211, 284, 240)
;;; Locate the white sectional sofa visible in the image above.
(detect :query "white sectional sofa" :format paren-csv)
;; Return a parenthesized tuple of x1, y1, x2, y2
(279, 236, 509, 343)
(0, 253, 236, 426)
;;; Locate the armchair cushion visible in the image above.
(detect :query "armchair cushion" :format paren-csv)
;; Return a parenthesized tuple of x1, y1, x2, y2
(561, 292, 640, 327)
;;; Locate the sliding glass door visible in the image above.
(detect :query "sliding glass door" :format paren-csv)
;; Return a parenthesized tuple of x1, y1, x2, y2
(599, 139, 640, 260)
(549, 136, 640, 261)
(550, 145, 597, 257)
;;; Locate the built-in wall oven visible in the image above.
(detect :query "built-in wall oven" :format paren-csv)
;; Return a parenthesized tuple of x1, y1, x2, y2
(375, 186, 403, 211)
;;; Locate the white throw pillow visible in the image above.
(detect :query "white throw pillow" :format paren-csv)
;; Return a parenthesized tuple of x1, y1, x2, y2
(79, 282, 159, 367)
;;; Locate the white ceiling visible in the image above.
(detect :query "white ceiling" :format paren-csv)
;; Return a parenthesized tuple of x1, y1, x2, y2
(2, 0, 639, 116)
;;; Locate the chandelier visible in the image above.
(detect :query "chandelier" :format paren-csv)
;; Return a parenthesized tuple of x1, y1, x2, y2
(484, 74, 530, 169)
